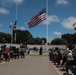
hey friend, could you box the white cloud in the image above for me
[53,31,62,36]
[0,8,10,14]
[61,17,76,29]
[20,26,25,30]
[0,23,2,28]
[0,0,24,6]
[43,15,59,25]
[13,0,24,4]
[56,0,68,5]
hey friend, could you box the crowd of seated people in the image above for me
[0,45,25,63]
[49,48,76,75]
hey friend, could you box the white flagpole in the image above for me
[16,3,18,20]
[11,28,13,44]
[14,3,18,44]
[46,0,49,50]
[10,22,13,44]
[11,3,18,44]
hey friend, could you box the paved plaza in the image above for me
[0,55,59,75]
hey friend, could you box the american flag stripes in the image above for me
[27,7,46,28]
[73,22,76,30]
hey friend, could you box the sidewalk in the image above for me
[25,51,73,75]
[0,56,59,75]
[0,51,73,75]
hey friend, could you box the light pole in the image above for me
[10,22,16,44]
[10,3,18,44]
[10,22,14,44]
[14,32,16,43]
[3,37,4,44]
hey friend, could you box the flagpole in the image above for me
[46,0,48,50]
[11,26,13,44]
[10,22,13,46]
[16,3,18,20]
[10,3,18,44]
[13,3,18,44]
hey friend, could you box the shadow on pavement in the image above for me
[63,73,72,75]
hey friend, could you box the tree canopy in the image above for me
[0,32,11,43]
[0,30,46,45]
[1,30,76,50]
[50,38,67,45]
[61,33,76,49]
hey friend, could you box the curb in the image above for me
[50,61,63,75]
[50,61,73,75]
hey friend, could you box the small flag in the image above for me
[27,7,46,28]
[10,22,13,28]
[14,20,17,28]
[73,22,76,30]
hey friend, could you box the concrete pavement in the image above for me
[0,55,59,75]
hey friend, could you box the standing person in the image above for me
[3,49,8,61]
[10,50,14,59]
[39,46,43,55]
[20,48,25,58]
[0,49,2,62]
[57,50,62,67]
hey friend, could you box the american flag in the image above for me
[73,22,76,30]
[27,7,46,28]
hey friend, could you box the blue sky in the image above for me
[0,0,76,42]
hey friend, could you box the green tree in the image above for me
[0,32,11,43]
[0,31,46,45]
[61,33,74,49]
[13,30,33,44]
[33,37,42,45]
[50,38,67,45]
[42,38,47,44]
[33,37,46,45]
